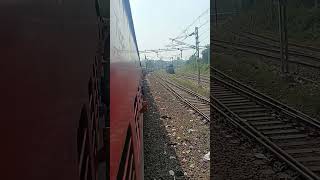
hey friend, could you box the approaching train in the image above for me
[110,0,145,179]
[166,64,175,74]
[0,0,144,179]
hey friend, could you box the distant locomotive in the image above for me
[166,64,175,74]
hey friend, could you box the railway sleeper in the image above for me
[245,116,275,121]
[286,148,320,155]
[296,156,320,163]
[188,99,205,104]
[221,99,251,104]
[212,91,235,95]
[278,140,320,149]
[261,128,300,135]
[223,102,257,107]
[217,97,247,101]
[213,94,242,98]
[269,133,308,140]
[255,124,293,130]
[239,113,271,118]
[229,105,265,110]
[196,103,210,107]
[250,120,283,126]
[197,108,210,112]
[232,108,268,114]
[305,165,320,172]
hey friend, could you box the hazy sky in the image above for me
[130,0,210,61]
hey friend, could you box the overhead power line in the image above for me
[172,8,209,40]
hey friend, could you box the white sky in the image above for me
[130,0,210,61]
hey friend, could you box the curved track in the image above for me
[211,67,320,179]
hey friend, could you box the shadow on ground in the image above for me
[143,77,188,180]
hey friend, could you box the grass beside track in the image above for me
[170,76,209,97]
[157,70,209,97]
[212,53,320,119]
[176,63,210,76]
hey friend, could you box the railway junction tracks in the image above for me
[211,67,320,179]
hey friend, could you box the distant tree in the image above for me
[186,54,196,64]
[201,47,210,64]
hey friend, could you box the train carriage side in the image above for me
[110,0,144,179]
[0,0,107,180]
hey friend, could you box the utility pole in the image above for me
[195,27,200,86]
[171,57,173,67]
[145,55,147,72]
[215,0,218,27]
[214,0,218,28]
[278,0,289,74]
[207,45,210,64]
[283,0,288,73]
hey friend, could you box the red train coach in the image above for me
[0,0,108,179]
[110,0,145,179]
[0,0,144,179]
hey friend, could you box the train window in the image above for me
[97,0,109,18]
[117,126,136,179]
[133,95,137,112]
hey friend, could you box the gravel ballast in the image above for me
[143,73,210,179]
[143,72,296,179]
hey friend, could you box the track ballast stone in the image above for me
[143,73,210,179]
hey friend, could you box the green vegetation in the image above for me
[176,47,210,75]
[155,71,209,97]
[212,0,320,119]
[169,75,209,97]
[176,62,209,75]
[213,53,320,118]
[216,0,320,44]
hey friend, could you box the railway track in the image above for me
[156,74,210,122]
[213,27,320,71]
[213,39,320,69]
[211,67,320,179]
[241,31,320,53]
[174,73,210,85]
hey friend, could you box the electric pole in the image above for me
[171,57,173,67]
[145,55,147,72]
[195,27,200,86]
[278,0,289,74]
[207,45,210,64]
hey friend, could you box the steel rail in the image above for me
[174,70,320,178]
[213,38,320,63]
[212,67,320,129]
[211,96,319,180]
[243,31,320,53]
[211,67,320,179]
[213,42,320,69]
[155,74,210,121]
